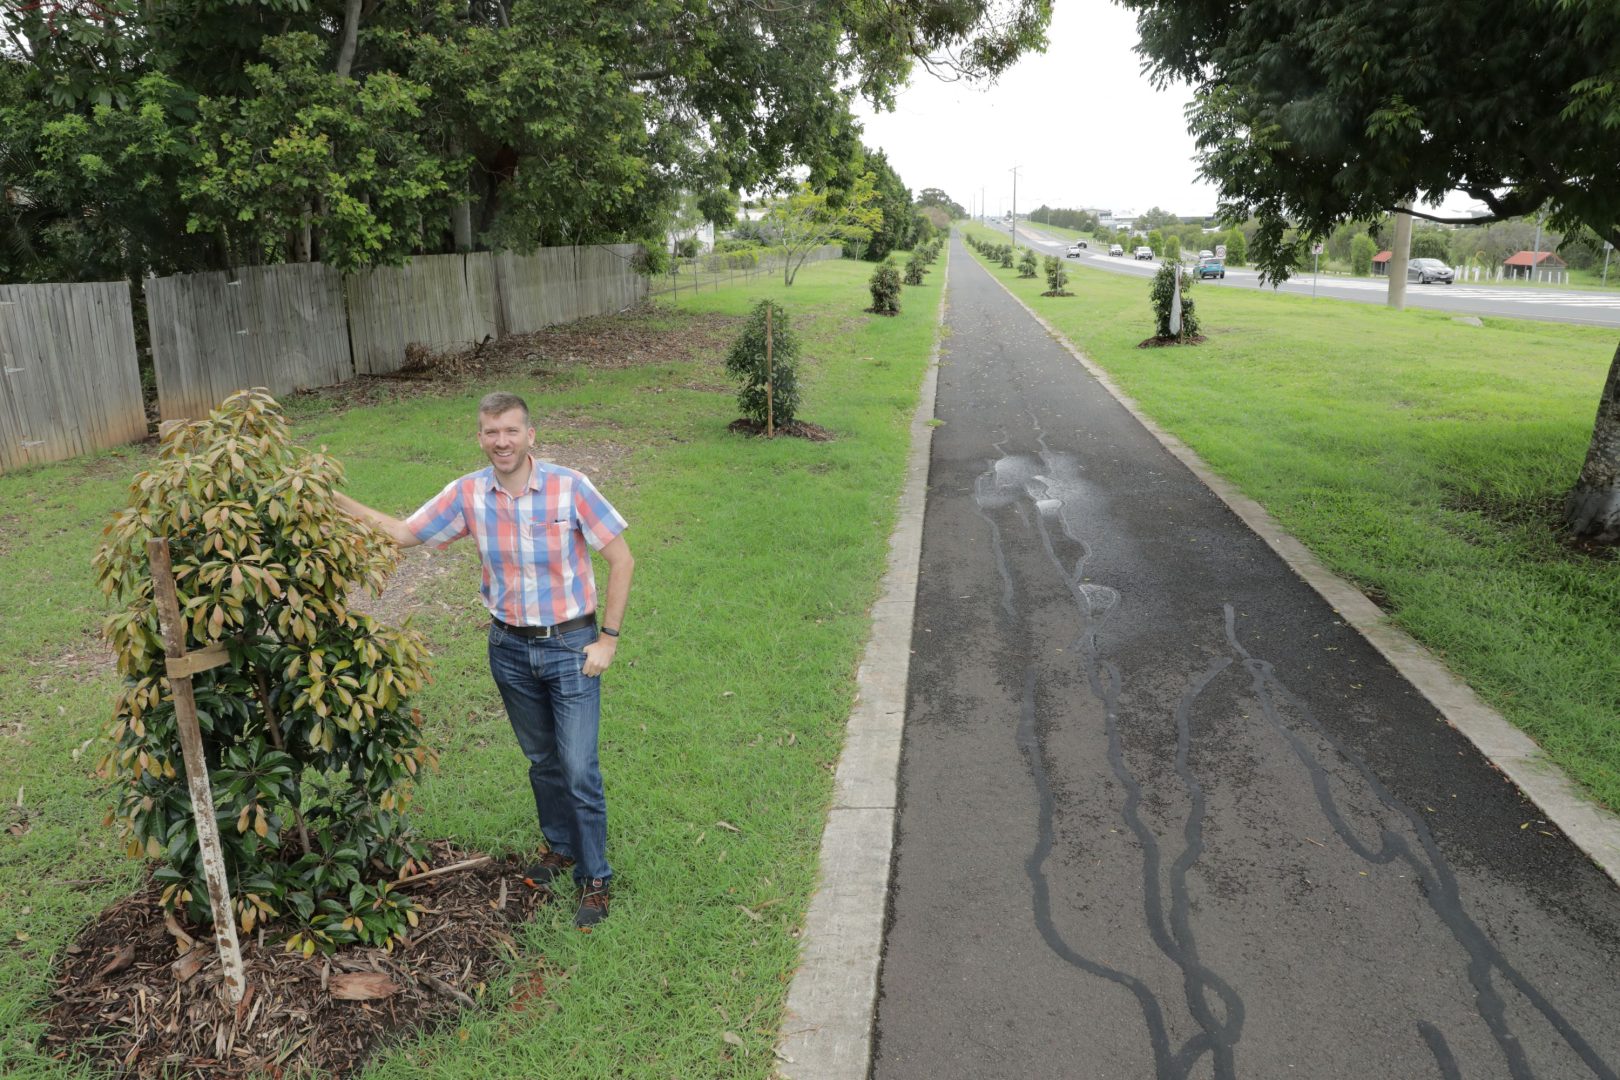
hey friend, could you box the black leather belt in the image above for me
[492,613,596,639]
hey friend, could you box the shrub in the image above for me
[93,390,436,954]
[1149,261,1199,340]
[631,242,669,276]
[998,245,1014,268]
[725,299,802,426]
[904,252,926,285]
[674,236,700,259]
[1165,235,1182,261]
[1043,255,1071,295]
[869,259,902,315]
[1351,234,1376,276]
[1224,229,1247,266]
[1018,248,1038,277]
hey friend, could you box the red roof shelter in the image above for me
[1372,250,1393,276]
[1503,250,1567,281]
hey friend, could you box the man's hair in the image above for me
[477,392,530,427]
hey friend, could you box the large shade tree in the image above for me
[1,0,1052,281]
[1121,0,1620,540]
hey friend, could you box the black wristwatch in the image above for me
[600,626,620,638]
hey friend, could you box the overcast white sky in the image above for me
[851,0,1219,219]
[850,0,1488,222]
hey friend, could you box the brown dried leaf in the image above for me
[329,972,401,1001]
[171,950,206,984]
[91,943,135,983]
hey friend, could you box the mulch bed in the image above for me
[1136,333,1209,348]
[296,305,743,413]
[42,842,544,1079]
[726,418,835,441]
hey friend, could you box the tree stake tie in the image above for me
[147,537,246,1005]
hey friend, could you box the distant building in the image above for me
[1372,250,1392,276]
[1503,250,1568,282]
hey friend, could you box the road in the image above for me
[871,232,1620,1080]
[985,220,1620,330]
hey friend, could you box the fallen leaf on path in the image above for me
[91,944,134,982]
[723,1031,744,1047]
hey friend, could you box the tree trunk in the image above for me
[335,0,362,78]
[1386,204,1411,310]
[449,137,473,252]
[1564,340,1620,541]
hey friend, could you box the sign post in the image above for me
[146,537,246,1005]
[1311,242,1324,297]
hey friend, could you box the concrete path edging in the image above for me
[773,258,949,1079]
[981,263,1620,889]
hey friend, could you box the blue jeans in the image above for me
[487,622,610,884]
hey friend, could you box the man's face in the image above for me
[477,408,535,476]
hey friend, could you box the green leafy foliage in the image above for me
[1149,261,1198,340]
[92,391,437,954]
[1165,235,1182,261]
[869,259,902,315]
[998,245,1014,268]
[1223,229,1247,266]
[768,174,882,284]
[1017,247,1037,277]
[1,0,1050,282]
[724,299,802,426]
[1042,255,1071,296]
[905,251,927,285]
[916,187,966,218]
[1351,234,1376,276]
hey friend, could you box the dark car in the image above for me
[1407,258,1454,284]
[1194,258,1225,279]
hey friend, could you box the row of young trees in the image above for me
[1,0,1049,284]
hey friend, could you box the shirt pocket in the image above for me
[527,517,573,545]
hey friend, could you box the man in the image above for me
[336,391,634,931]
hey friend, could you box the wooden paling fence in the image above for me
[0,281,146,472]
[147,263,351,423]
[0,241,791,473]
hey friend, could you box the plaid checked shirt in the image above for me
[406,459,628,627]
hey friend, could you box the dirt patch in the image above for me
[297,305,743,414]
[43,841,546,1079]
[1136,334,1209,348]
[726,419,836,442]
[1446,490,1616,563]
[524,308,741,371]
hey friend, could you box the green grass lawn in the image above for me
[960,226,1620,811]
[0,253,945,1078]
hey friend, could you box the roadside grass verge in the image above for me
[0,252,944,1078]
[958,229,1620,811]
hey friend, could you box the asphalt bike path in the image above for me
[871,233,1620,1079]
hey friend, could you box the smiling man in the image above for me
[336,391,634,931]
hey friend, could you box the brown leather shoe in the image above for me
[523,851,575,894]
[575,878,610,932]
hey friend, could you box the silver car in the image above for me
[1407,258,1454,284]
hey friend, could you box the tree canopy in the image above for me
[916,188,967,219]
[1120,0,1618,281]
[2,0,1052,281]
[1121,0,1620,538]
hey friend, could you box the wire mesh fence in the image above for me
[647,245,843,298]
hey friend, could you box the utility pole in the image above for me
[1387,202,1413,310]
[981,186,986,227]
[1531,208,1545,284]
[1009,166,1021,252]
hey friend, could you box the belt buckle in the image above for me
[536,623,554,639]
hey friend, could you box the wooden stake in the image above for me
[146,538,246,1005]
[391,855,493,888]
[765,303,775,438]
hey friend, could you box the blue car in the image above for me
[1194,258,1225,279]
